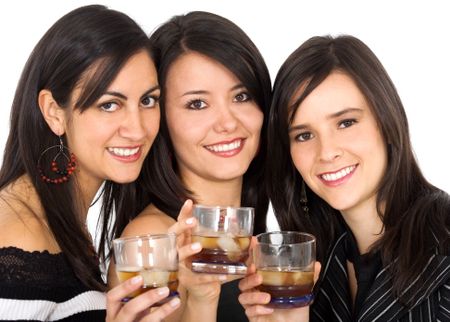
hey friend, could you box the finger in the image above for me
[239,272,262,291]
[140,297,181,322]
[314,261,321,284]
[249,235,258,250]
[245,263,256,276]
[238,290,271,306]
[178,242,202,261]
[114,287,171,321]
[168,200,196,236]
[172,199,194,232]
[106,275,143,318]
[245,305,274,317]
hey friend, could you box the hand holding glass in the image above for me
[254,231,316,308]
[113,233,179,305]
[190,205,254,274]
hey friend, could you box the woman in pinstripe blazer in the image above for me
[238,35,450,321]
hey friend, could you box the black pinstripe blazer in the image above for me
[311,232,450,322]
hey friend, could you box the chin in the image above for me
[109,173,140,184]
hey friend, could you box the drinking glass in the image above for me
[254,231,316,308]
[113,233,178,305]
[190,205,254,274]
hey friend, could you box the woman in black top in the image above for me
[239,35,450,321]
[110,11,272,322]
[0,5,183,321]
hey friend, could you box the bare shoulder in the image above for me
[0,179,59,253]
[120,204,177,237]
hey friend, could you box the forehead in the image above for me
[166,52,239,87]
[290,71,369,119]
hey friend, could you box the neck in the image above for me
[74,171,103,219]
[340,197,384,254]
[180,172,243,207]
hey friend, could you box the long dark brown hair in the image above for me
[0,5,154,290]
[268,35,450,303]
[120,11,272,236]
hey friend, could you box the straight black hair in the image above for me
[124,11,271,235]
[0,5,153,290]
[268,35,450,304]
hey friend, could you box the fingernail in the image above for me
[191,242,201,251]
[185,217,194,225]
[130,275,142,284]
[169,297,181,307]
[157,287,169,296]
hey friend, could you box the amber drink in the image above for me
[113,234,179,305]
[254,232,315,308]
[191,205,254,274]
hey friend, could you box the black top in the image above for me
[217,279,248,322]
[0,246,106,321]
[311,231,450,321]
[343,227,382,317]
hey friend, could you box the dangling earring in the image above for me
[300,180,309,216]
[37,135,76,184]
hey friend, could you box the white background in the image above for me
[1,1,449,233]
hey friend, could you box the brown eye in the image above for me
[295,132,314,142]
[338,119,357,128]
[141,95,158,108]
[99,101,119,112]
[234,92,251,102]
[187,99,207,110]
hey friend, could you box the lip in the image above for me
[317,164,358,187]
[203,138,245,158]
[106,145,143,163]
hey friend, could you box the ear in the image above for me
[38,89,66,136]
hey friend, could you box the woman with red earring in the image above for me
[0,5,194,321]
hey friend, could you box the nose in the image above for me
[118,108,146,141]
[213,103,238,133]
[318,135,343,162]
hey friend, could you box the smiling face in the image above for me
[64,50,160,190]
[289,71,387,216]
[164,52,263,185]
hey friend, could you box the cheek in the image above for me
[246,107,264,131]
[143,110,161,138]
[290,144,309,176]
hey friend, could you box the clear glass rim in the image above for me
[113,232,176,245]
[256,231,316,245]
[193,204,255,211]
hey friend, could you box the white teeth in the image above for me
[321,165,355,182]
[205,140,241,153]
[107,147,139,156]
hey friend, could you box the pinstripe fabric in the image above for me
[311,232,450,322]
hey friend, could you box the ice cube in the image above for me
[217,235,240,252]
[238,237,250,250]
[140,270,170,287]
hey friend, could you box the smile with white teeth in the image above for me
[320,165,356,182]
[107,147,140,157]
[205,139,242,152]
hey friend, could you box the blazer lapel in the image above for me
[357,254,450,322]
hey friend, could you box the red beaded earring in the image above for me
[37,136,77,184]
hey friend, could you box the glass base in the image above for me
[191,261,247,275]
[267,293,314,309]
[122,291,179,306]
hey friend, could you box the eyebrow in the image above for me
[327,107,363,119]
[180,83,246,97]
[104,84,160,100]
[288,107,363,132]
